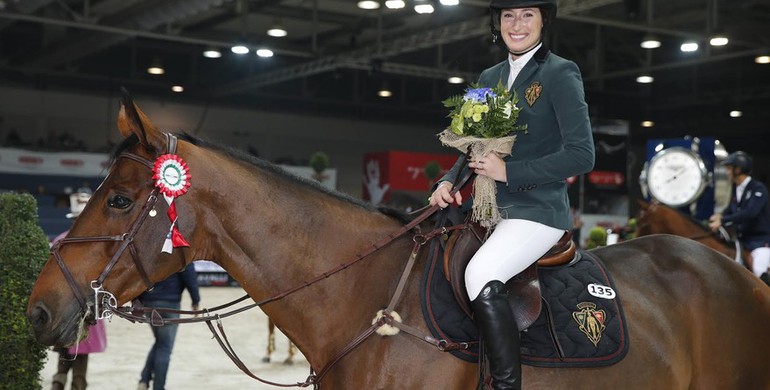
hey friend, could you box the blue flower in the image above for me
[463,87,495,103]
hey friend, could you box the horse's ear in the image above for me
[637,199,650,210]
[117,87,166,153]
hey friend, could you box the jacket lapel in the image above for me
[512,45,550,91]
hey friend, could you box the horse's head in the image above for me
[27,91,193,347]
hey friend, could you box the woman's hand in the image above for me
[468,153,507,182]
[429,181,462,208]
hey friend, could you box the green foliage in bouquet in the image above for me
[442,81,527,138]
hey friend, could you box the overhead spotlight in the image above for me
[378,82,393,98]
[755,55,770,64]
[385,0,405,8]
[256,48,274,58]
[729,110,743,118]
[267,21,287,37]
[680,41,699,52]
[357,1,380,9]
[640,35,661,49]
[231,44,249,55]
[171,85,184,93]
[202,47,222,58]
[709,34,728,47]
[641,120,655,128]
[636,75,654,84]
[414,0,434,14]
[146,57,165,75]
[440,0,459,5]
[447,76,465,84]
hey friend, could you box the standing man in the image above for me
[136,266,200,390]
[709,151,770,277]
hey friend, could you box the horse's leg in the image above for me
[262,319,276,363]
[283,341,296,365]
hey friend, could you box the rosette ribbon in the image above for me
[152,154,191,254]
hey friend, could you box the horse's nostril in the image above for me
[30,304,50,331]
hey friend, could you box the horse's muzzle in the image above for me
[27,302,58,346]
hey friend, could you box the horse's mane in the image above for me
[659,204,709,231]
[109,133,414,224]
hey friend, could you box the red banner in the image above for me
[362,151,461,202]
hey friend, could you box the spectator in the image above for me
[50,188,107,390]
[136,265,200,390]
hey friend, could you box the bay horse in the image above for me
[27,95,770,389]
[636,200,752,269]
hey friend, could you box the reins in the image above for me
[54,133,476,388]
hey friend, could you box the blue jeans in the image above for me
[140,300,180,390]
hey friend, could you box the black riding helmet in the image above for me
[722,151,753,174]
[489,0,558,52]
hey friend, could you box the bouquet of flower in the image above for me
[438,82,527,227]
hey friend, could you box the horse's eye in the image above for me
[107,195,132,209]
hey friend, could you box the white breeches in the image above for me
[464,219,564,301]
[751,247,770,277]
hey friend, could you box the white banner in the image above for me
[0,147,109,177]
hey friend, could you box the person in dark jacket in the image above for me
[709,151,770,277]
[429,1,594,388]
[136,266,200,390]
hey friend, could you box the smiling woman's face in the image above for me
[499,7,543,58]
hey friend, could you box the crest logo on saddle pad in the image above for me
[572,302,607,347]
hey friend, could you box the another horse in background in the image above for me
[26,94,770,389]
[636,200,752,269]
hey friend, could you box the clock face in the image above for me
[646,147,707,207]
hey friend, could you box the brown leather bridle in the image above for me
[51,134,181,324]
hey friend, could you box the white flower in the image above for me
[503,102,513,119]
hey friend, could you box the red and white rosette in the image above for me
[152,154,191,253]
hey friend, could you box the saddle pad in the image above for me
[518,250,629,367]
[420,244,629,368]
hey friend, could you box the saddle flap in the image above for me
[443,222,543,330]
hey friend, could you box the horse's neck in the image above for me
[193,155,410,365]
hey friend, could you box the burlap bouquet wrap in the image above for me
[439,129,517,227]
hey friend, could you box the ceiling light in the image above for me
[378,82,392,97]
[256,48,274,58]
[729,110,743,118]
[755,55,770,64]
[440,0,459,5]
[146,57,164,75]
[641,120,654,128]
[267,20,287,37]
[202,47,222,58]
[231,44,249,54]
[447,76,465,84]
[709,34,728,47]
[636,75,654,84]
[385,0,405,8]
[171,85,184,93]
[414,1,434,14]
[680,41,699,52]
[640,35,661,49]
[357,1,380,9]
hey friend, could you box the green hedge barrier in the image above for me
[0,193,50,390]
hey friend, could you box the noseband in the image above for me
[51,134,178,323]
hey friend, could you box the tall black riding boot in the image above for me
[471,280,521,390]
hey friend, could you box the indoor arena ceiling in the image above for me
[1,0,769,146]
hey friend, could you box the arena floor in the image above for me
[39,286,311,389]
